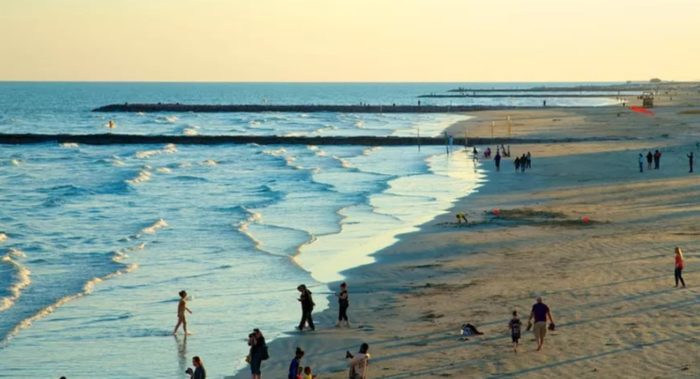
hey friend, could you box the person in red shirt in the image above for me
[675,247,686,288]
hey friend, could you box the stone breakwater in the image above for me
[92,103,523,113]
[0,133,636,146]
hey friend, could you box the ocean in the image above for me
[0,82,619,377]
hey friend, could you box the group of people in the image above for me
[474,146,531,173]
[508,297,556,354]
[638,149,695,173]
[171,281,359,379]
[287,343,370,379]
[168,245,686,378]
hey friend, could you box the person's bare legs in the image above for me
[183,319,191,335]
[173,318,182,335]
[537,335,544,351]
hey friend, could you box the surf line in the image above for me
[0,219,167,347]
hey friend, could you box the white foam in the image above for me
[135,150,161,159]
[60,143,79,148]
[1,261,138,345]
[141,218,168,235]
[126,168,152,185]
[202,160,218,166]
[135,144,177,159]
[156,167,172,174]
[183,128,199,136]
[10,159,21,166]
[0,233,7,243]
[0,251,32,313]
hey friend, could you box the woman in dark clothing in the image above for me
[336,282,350,327]
[249,329,267,379]
[186,356,206,379]
[296,284,315,331]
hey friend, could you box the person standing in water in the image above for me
[336,282,350,327]
[186,356,206,379]
[674,247,686,288]
[297,285,315,331]
[638,153,644,173]
[494,150,501,172]
[173,290,192,335]
[646,151,653,170]
[654,150,662,169]
[688,152,694,173]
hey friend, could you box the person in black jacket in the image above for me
[248,329,267,379]
[296,284,315,331]
[186,356,206,379]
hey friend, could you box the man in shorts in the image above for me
[528,296,554,351]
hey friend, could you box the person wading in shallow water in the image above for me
[297,284,315,331]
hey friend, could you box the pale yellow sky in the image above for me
[1,0,698,81]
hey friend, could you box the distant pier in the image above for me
[93,103,522,113]
[0,133,635,146]
[447,85,649,93]
[418,93,630,98]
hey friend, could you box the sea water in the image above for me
[0,82,619,377]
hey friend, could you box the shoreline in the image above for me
[233,85,700,378]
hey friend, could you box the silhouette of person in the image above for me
[494,151,501,171]
[646,151,653,170]
[688,152,694,173]
[639,153,644,173]
[654,150,661,169]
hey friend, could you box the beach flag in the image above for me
[629,106,655,116]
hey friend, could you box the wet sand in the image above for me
[233,84,700,378]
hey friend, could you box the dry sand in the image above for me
[233,84,700,379]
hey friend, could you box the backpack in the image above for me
[261,344,270,360]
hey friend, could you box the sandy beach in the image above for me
[237,84,700,379]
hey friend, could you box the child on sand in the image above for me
[508,310,522,353]
[303,366,317,379]
[173,290,192,335]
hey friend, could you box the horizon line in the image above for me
[1,79,694,84]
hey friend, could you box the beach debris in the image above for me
[492,208,501,216]
[582,216,591,224]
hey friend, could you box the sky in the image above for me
[1,0,699,82]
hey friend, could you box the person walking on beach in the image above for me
[646,151,653,170]
[520,153,527,172]
[336,282,350,327]
[638,153,644,173]
[654,150,662,169]
[297,284,315,331]
[688,152,694,173]
[494,150,501,172]
[186,356,206,379]
[509,310,522,353]
[288,347,304,379]
[514,156,521,172]
[674,247,686,288]
[248,329,267,379]
[347,343,370,379]
[526,152,531,168]
[173,290,192,335]
[528,297,555,351]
